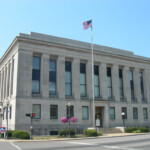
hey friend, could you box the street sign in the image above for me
[0,127,6,133]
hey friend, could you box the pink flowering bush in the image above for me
[70,117,78,122]
[61,117,68,123]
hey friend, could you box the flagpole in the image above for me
[91,20,95,128]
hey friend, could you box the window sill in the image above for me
[32,93,42,97]
[65,94,74,99]
[50,118,58,120]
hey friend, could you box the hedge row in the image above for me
[0,130,30,139]
[58,129,75,137]
[126,127,149,133]
[84,129,98,137]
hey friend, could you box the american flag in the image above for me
[83,20,92,30]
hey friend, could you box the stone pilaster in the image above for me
[41,54,49,98]
[99,63,107,100]
[123,66,131,102]
[57,55,65,99]
[72,58,80,100]
[112,65,120,101]
[133,68,141,102]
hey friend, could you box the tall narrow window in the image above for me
[1,70,4,100]
[94,65,100,98]
[107,67,112,99]
[4,67,7,99]
[133,108,138,119]
[7,63,11,97]
[0,72,1,100]
[32,104,41,119]
[122,107,127,119]
[110,107,115,120]
[66,105,74,118]
[140,72,144,100]
[82,106,89,120]
[80,63,86,97]
[50,105,58,119]
[49,59,56,95]
[9,107,12,119]
[11,59,14,95]
[129,70,134,100]
[32,56,40,94]
[119,69,124,99]
[143,108,148,120]
[65,61,72,96]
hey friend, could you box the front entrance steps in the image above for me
[98,128,123,134]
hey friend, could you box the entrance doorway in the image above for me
[95,107,104,128]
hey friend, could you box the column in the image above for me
[86,60,93,99]
[103,105,109,128]
[72,58,80,100]
[99,63,107,100]
[143,70,150,102]
[41,54,49,98]
[0,71,2,101]
[133,68,141,102]
[112,65,120,101]
[123,66,131,102]
[57,55,65,99]
[9,58,13,98]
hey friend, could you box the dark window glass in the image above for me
[80,63,86,73]
[140,72,144,100]
[110,107,115,119]
[94,65,100,98]
[50,105,58,119]
[32,56,40,94]
[94,65,99,75]
[133,108,138,119]
[129,70,134,100]
[143,108,148,119]
[66,105,74,118]
[122,107,127,119]
[49,59,56,95]
[80,63,86,97]
[82,106,89,120]
[119,69,124,99]
[32,104,41,119]
[107,67,112,99]
[65,61,71,71]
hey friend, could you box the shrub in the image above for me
[58,129,75,137]
[98,131,102,136]
[12,130,30,139]
[126,127,149,133]
[84,129,98,137]
[132,130,141,133]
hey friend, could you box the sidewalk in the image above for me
[0,133,149,142]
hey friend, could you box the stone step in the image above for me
[99,128,123,134]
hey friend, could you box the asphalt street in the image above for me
[0,134,150,150]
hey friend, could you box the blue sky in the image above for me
[0,0,150,58]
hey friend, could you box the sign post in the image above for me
[0,127,6,138]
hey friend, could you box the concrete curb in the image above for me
[0,133,149,142]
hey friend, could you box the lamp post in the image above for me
[122,112,125,128]
[67,102,71,138]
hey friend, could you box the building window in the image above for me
[80,63,86,97]
[49,59,57,95]
[1,70,4,100]
[50,105,58,119]
[119,69,124,99]
[4,66,7,99]
[129,70,135,100]
[107,67,112,99]
[140,72,144,100]
[143,108,148,120]
[3,108,5,120]
[32,104,41,119]
[133,108,138,119]
[122,107,127,119]
[9,107,12,119]
[65,61,72,96]
[110,107,115,120]
[32,56,40,94]
[66,105,74,118]
[82,106,89,120]
[7,63,11,97]
[94,65,100,98]
[11,59,14,95]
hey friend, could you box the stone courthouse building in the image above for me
[0,32,150,135]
